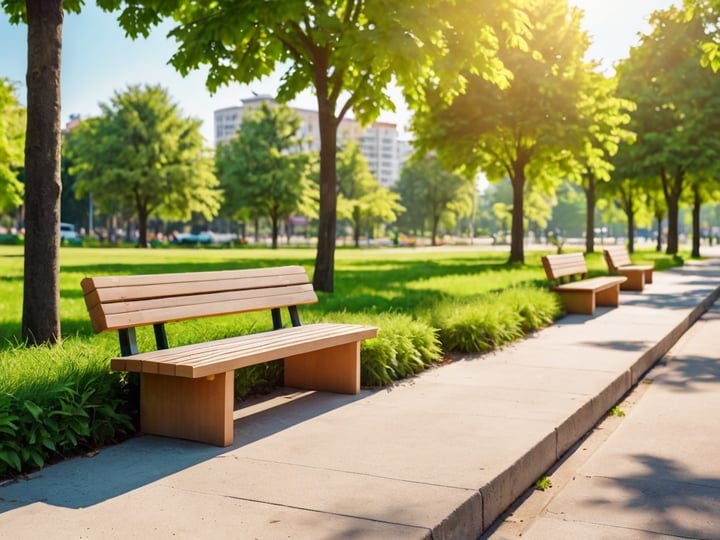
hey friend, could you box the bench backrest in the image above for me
[81,265,317,334]
[603,245,632,272]
[541,253,588,282]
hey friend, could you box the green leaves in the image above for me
[0,78,25,213]
[215,103,312,248]
[0,374,133,476]
[64,84,221,246]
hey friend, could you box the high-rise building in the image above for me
[214,96,406,187]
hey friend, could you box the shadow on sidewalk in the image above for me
[0,389,371,512]
[588,454,720,537]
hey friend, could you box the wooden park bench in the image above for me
[541,253,627,315]
[603,245,654,291]
[81,266,377,447]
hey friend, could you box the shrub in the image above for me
[0,343,134,477]
[234,361,283,399]
[501,287,563,332]
[433,287,561,353]
[0,234,22,245]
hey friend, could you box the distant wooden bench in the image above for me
[81,266,377,447]
[603,245,654,291]
[541,253,627,315]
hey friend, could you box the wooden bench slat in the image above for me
[553,276,627,292]
[96,290,318,332]
[82,267,310,310]
[88,284,317,332]
[109,323,377,379]
[94,284,315,316]
[83,265,307,290]
[85,273,311,306]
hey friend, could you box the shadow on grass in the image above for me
[62,255,548,322]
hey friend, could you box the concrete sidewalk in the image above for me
[1,257,719,539]
[488,292,720,539]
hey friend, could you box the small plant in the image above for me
[609,406,626,417]
[535,475,552,491]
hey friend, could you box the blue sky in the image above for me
[0,1,675,143]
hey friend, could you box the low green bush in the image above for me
[0,234,22,245]
[234,360,283,398]
[0,343,133,476]
[433,287,562,353]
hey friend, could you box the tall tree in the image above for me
[65,85,221,247]
[3,0,176,344]
[687,174,720,257]
[616,6,720,255]
[395,155,473,246]
[412,0,589,263]
[108,0,525,290]
[336,142,403,247]
[215,103,311,249]
[0,78,25,213]
[3,0,69,344]
[571,70,635,254]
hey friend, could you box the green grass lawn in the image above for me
[0,243,685,476]
[0,244,682,347]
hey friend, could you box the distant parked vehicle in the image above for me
[60,223,77,240]
[171,231,237,246]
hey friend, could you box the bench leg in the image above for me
[558,291,596,314]
[284,341,360,394]
[140,371,234,447]
[645,269,653,284]
[595,284,620,307]
[620,270,645,291]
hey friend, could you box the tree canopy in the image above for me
[215,103,312,249]
[0,78,25,213]
[65,84,221,247]
[615,6,720,254]
[412,0,589,263]
[395,155,473,246]
[336,142,403,247]
[569,70,635,253]
[101,0,527,290]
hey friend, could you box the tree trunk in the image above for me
[271,212,279,249]
[661,167,683,256]
[508,162,526,264]
[692,185,701,258]
[627,203,635,254]
[666,194,679,255]
[656,216,663,252]
[353,207,361,248]
[584,174,596,254]
[22,0,63,345]
[431,215,439,246]
[313,97,338,292]
[137,205,149,248]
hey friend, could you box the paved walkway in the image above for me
[488,284,720,539]
[1,254,719,539]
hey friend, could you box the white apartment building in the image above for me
[214,95,408,187]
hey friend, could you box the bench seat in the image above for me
[542,253,627,315]
[111,322,376,384]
